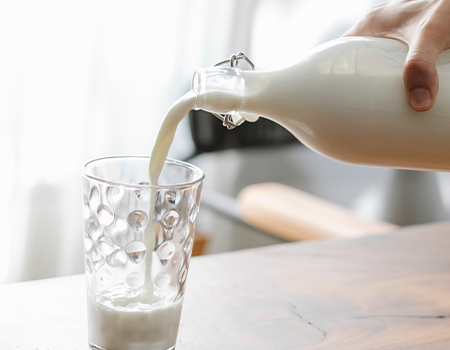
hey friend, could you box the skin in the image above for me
[343,0,450,112]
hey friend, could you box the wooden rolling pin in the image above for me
[238,183,398,241]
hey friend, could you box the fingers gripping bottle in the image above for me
[191,37,450,171]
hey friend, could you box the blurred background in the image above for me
[2,0,450,284]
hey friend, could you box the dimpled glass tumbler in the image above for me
[81,156,204,350]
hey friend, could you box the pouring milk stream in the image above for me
[87,93,196,350]
[88,36,450,350]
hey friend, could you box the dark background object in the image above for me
[188,109,298,155]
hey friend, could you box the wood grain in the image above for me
[1,222,449,349]
[238,183,398,240]
[176,222,450,349]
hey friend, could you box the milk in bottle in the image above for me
[192,37,450,171]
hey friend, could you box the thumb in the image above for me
[404,36,444,112]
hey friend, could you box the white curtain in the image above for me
[0,0,377,283]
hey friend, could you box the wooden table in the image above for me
[1,222,449,349]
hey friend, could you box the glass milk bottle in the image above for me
[191,37,450,171]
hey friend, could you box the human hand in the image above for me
[343,0,450,112]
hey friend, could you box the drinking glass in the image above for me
[81,156,204,350]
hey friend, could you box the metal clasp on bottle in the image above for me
[213,52,255,130]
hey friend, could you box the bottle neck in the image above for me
[191,67,244,113]
[192,66,266,124]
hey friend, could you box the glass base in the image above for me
[89,342,175,350]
